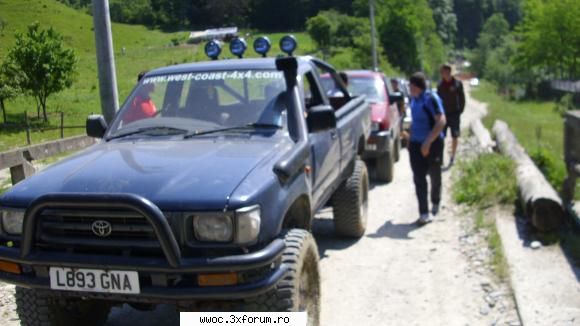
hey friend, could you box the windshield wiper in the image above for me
[107,126,189,141]
[183,123,281,139]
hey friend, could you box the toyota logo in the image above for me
[91,220,112,237]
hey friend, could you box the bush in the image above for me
[554,94,577,116]
[454,153,517,208]
[170,38,180,46]
[530,147,567,193]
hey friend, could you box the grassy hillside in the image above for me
[0,0,315,151]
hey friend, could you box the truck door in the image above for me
[301,71,340,206]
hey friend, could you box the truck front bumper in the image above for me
[0,193,287,303]
[363,130,391,159]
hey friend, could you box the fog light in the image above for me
[198,272,238,287]
[230,37,247,58]
[0,260,21,274]
[253,36,271,57]
[205,40,222,60]
[280,35,297,56]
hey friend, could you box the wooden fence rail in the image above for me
[0,135,97,186]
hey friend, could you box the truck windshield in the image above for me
[348,77,386,103]
[108,69,288,138]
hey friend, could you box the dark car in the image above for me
[0,42,370,325]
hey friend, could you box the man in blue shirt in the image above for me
[409,72,447,225]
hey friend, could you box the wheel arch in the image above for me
[281,194,313,231]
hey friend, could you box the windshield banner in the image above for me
[143,71,284,84]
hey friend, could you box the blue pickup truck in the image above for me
[0,37,370,325]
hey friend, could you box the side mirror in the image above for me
[86,115,108,138]
[307,105,336,133]
[389,92,404,103]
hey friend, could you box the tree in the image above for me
[0,65,18,124]
[484,36,519,93]
[306,14,335,58]
[515,0,580,80]
[4,23,76,122]
[375,0,445,77]
[379,13,420,74]
[471,13,510,76]
[453,0,522,48]
[429,0,457,46]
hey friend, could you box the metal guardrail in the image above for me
[0,135,97,186]
[551,80,580,93]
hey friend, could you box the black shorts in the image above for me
[444,113,461,138]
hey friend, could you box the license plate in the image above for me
[366,144,377,151]
[49,267,140,294]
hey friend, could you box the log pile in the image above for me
[493,120,564,231]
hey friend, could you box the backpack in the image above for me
[422,92,441,129]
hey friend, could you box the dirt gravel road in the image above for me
[0,86,521,325]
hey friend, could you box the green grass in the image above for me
[0,0,315,151]
[471,81,579,199]
[487,217,509,280]
[456,161,511,280]
[0,179,10,195]
[453,153,518,208]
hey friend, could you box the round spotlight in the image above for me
[280,35,297,56]
[230,38,247,58]
[205,40,222,60]
[253,36,271,57]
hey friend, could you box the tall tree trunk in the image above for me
[41,96,48,122]
[0,98,6,124]
[36,97,40,119]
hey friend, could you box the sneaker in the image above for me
[416,214,433,226]
[431,204,440,216]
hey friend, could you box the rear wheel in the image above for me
[332,159,369,237]
[375,144,394,183]
[244,229,320,326]
[15,287,110,326]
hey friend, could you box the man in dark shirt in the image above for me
[437,64,465,166]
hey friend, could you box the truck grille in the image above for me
[36,209,161,251]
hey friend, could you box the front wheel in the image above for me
[393,135,401,162]
[244,229,320,325]
[15,287,110,326]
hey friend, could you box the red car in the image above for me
[321,70,401,182]
[345,71,402,182]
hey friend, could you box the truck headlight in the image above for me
[193,213,233,242]
[1,209,25,235]
[235,205,261,245]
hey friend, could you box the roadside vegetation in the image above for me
[454,153,517,208]
[454,153,517,279]
[472,82,579,200]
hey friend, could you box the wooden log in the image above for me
[470,119,495,152]
[493,120,564,231]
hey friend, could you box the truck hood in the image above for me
[1,138,283,210]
